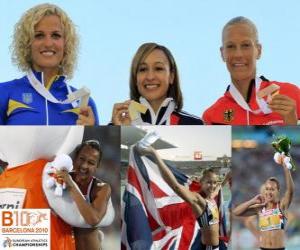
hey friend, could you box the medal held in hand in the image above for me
[272,135,296,171]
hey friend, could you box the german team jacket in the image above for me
[202,77,300,125]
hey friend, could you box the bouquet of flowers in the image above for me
[272,135,296,171]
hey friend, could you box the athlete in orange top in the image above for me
[202,16,300,125]
[0,159,75,250]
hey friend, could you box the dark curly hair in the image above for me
[73,140,102,167]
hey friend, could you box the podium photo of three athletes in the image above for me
[0,1,300,250]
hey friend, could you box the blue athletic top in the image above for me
[0,71,99,125]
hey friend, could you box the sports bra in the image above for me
[197,199,219,228]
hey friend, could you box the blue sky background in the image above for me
[1,0,300,124]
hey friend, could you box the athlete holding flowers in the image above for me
[233,146,295,250]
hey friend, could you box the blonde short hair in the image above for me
[11,3,79,79]
[222,16,259,44]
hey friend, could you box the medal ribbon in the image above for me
[229,77,272,114]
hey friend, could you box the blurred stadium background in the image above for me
[232,126,300,249]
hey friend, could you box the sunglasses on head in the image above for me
[82,140,101,150]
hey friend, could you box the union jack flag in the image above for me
[121,146,202,250]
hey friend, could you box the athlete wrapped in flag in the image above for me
[121,132,229,250]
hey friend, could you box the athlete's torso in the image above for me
[203,78,300,125]
[71,175,104,250]
[259,204,286,231]
[258,203,286,249]
[0,72,99,125]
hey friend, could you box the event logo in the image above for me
[0,209,50,250]
[2,211,48,227]
[194,151,202,160]
[2,237,12,248]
